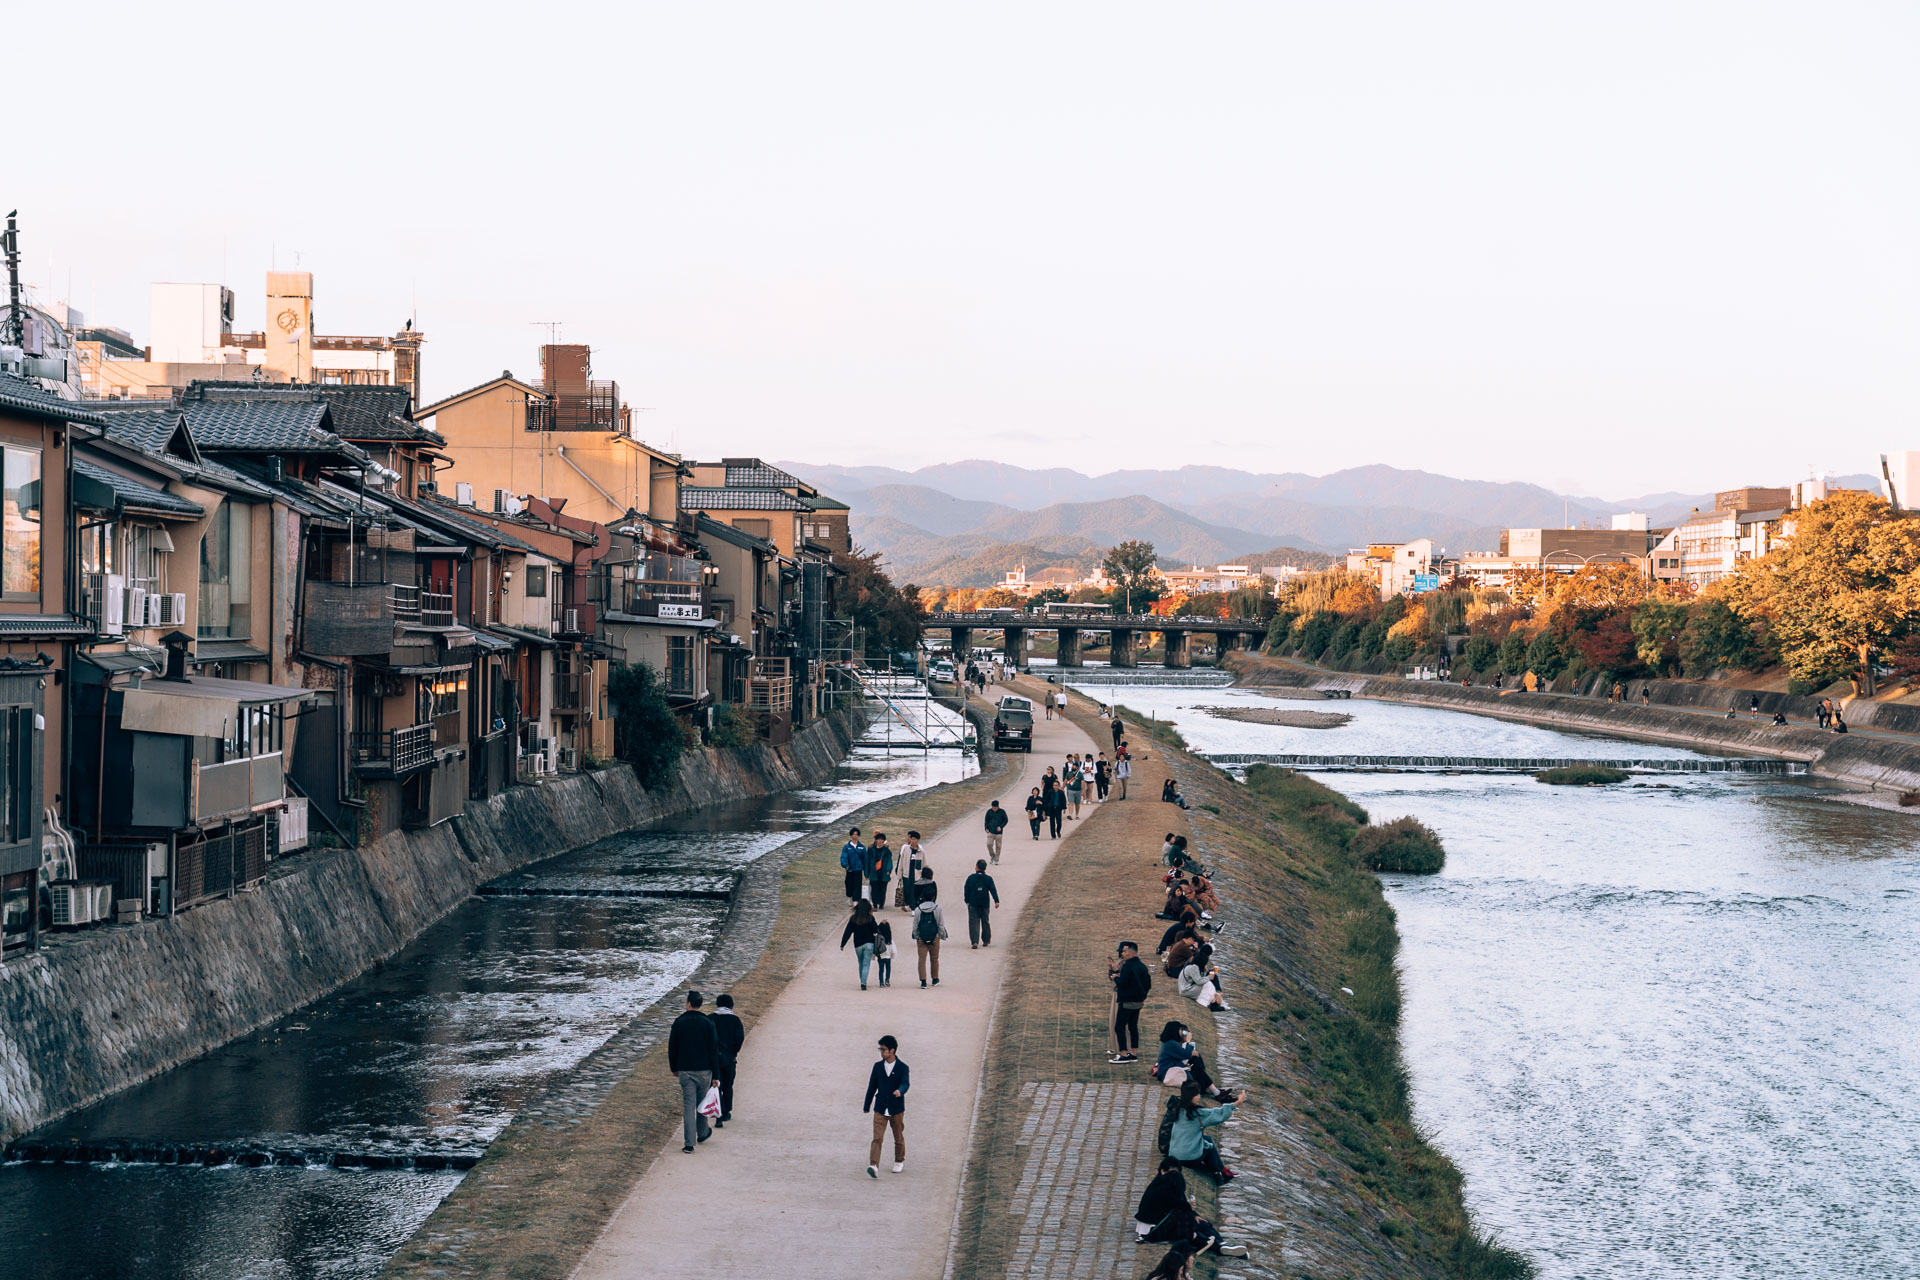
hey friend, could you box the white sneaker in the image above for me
[867,1164,878,1178]
[892,1162,905,1173]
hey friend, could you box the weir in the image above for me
[1202,753,1808,774]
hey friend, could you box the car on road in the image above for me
[992,704,1034,752]
[929,658,956,685]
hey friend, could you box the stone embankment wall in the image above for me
[1228,655,1920,795]
[0,706,869,1142]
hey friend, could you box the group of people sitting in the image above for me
[1130,828,1253,1270]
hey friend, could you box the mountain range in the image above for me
[781,461,1880,588]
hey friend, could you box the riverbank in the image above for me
[944,680,1525,1279]
[1226,653,1920,801]
[380,699,1012,1280]
[0,705,871,1143]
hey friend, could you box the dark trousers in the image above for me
[1028,815,1042,838]
[844,870,864,901]
[967,901,992,945]
[1114,1004,1141,1052]
[716,1055,736,1121]
[1047,809,1063,837]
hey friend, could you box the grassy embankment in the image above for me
[1112,702,1188,751]
[1235,763,1531,1278]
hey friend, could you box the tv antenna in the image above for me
[530,320,566,345]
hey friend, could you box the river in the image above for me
[0,721,973,1280]
[1072,679,1920,1279]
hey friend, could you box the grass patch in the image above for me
[1536,764,1630,786]
[1238,766,1533,1278]
[1112,703,1187,750]
[1351,816,1447,874]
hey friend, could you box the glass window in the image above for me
[525,567,547,597]
[198,502,253,638]
[666,635,694,696]
[3,446,43,599]
[0,706,35,844]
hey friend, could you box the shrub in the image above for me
[1113,704,1185,750]
[1243,764,1370,824]
[1298,610,1339,660]
[1350,816,1446,874]
[609,661,684,790]
[1523,631,1567,679]
[709,703,758,750]
[1461,635,1497,672]
[1498,629,1528,674]
[1537,764,1629,786]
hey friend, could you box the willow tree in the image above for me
[1727,491,1920,695]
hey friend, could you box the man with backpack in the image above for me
[910,868,949,987]
[983,800,1009,865]
[963,859,1000,949]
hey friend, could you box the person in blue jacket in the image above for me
[863,1034,910,1177]
[1168,1081,1242,1184]
[840,827,869,902]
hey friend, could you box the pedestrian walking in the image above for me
[1055,690,1068,719]
[1065,762,1083,819]
[900,830,928,910]
[1044,694,1054,720]
[874,917,895,987]
[867,832,894,906]
[840,828,868,903]
[1111,715,1124,751]
[1080,754,1096,803]
[1114,749,1131,800]
[963,859,1000,948]
[1110,940,1152,1063]
[1045,778,1066,837]
[1025,787,1045,839]
[1094,753,1110,800]
[984,800,1008,864]
[911,870,948,987]
[712,993,745,1126]
[840,898,883,990]
[863,1035,910,1177]
[668,991,720,1153]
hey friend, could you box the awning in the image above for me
[120,674,315,737]
[0,614,93,637]
[487,625,557,651]
[604,613,720,632]
[81,647,165,675]
[470,630,514,653]
[192,640,270,665]
[355,657,470,676]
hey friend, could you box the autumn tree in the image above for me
[1727,492,1920,694]
[836,547,927,656]
[1102,539,1162,612]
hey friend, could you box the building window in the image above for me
[3,445,43,600]
[666,635,695,696]
[198,501,253,638]
[525,567,547,597]
[0,706,34,844]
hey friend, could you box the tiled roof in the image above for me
[89,404,183,453]
[694,512,779,554]
[808,495,849,510]
[310,385,440,443]
[410,495,546,555]
[721,461,806,489]
[0,373,107,427]
[681,486,812,511]
[180,392,345,453]
[73,457,205,518]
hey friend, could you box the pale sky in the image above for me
[11,2,1918,498]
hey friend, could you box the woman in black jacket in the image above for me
[1025,787,1045,840]
[1134,1156,1240,1256]
[839,899,881,990]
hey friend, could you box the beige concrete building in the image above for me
[1345,539,1437,597]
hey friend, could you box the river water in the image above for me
[1072,680,1920,1280]
[0,723,973,1280]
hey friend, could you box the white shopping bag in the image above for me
[699,1085,722,1118]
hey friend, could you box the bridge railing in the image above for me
[928,611,1264,629]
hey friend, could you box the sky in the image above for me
[9,2,1918,500]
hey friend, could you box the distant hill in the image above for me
[888,538,1107,589]
[1226,546,1340,572]
[843,483,1020,536]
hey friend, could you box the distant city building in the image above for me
[1882,452,1920,510]
[1345,539,1437,597]
[1160,563,1258,594]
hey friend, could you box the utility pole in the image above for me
[2,212,23,347]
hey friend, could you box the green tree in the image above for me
[1497,629,1529,674]
[1265,608,1298,652]
[1103,539,1163,612]
[609,661,683,790]
[1679,597,1768,677]
[1524,630,1568,679]
[1298,610,1339,660]
[1631,599,1691,675]
[1461,634,1497,672]
[1727,492,1920,694]
[1327,619,1363,662]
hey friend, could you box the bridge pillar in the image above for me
[1057,627,1082,667]
[1109,628,1136,667]
[1215,631,1238,656]
[1164,630,1192,669]
[951,626,972,658]
[1003,627,1026,670]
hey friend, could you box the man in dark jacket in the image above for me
[668,990,720,1152]
[863,1034,911,1177]
[1110,942,1153,1063]
[867,833,894,906]
[1044,779,1067,838]
[963,859,1001,948]
[983,801,1009,865]
[712,993,746,1126]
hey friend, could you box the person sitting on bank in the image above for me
[1168,1081,1242,1185]
[1178,944,1229,1012]
[1151,1020,1218,1095]
[1157,910,1199,958]
[1163,931,1199,979]
[1134,1156,1246,1257]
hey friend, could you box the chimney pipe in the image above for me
[160,630,193,681]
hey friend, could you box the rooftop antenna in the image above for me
[530,320,565,346]
[2,211,23,347]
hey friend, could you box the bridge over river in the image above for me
[925,610,1267,668]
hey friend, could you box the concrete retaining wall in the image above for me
[1227,658,1920,796]
[0,706,869,1141]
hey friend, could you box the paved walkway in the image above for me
[575,683,1101,1280]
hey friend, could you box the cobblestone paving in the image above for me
[1006,1082,1162,1280]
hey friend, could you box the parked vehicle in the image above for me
[993,705,1034,752]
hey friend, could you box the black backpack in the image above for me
[1157,1094,1181,1155]
[915,905,940,944]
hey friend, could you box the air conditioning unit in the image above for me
[521,752,546,777]
[126,587,148,629]
[494,489,511,513]
[49,882,95,927]
[101,574,128,635]
[455,481,474,506]
[143,592,163,627]
[418,480,438,498]
[557,747,579,772]
[157,593,187,627]
[564,609,580,633]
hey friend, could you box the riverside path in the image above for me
[575,680,1102,1280]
